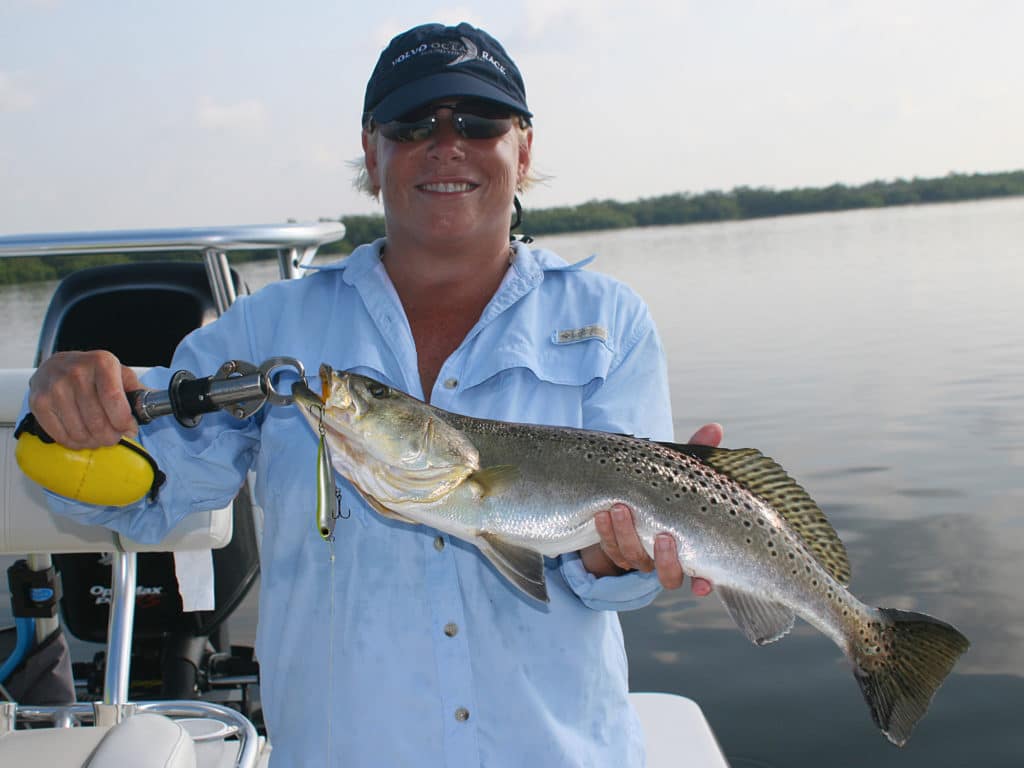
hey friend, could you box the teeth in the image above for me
[420,182,475,193]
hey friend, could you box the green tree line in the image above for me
[2,170,1022,285]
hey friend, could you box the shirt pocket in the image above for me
[458,333,616,426]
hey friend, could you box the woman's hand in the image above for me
[28,350,141,450]
[579,423,723,596]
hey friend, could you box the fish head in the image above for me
[291,365,480,505]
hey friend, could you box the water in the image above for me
[2,198,1022,765]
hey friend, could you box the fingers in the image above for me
[28,350,135,449]
[653,533,684,590]
[596,504,713,595]
[687,422,723,448]
[690,576,713,597]
[595,505,655,573]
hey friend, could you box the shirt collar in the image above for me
[302,238,597,284]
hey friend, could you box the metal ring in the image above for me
[260,356,306,406]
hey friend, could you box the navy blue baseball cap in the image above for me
[363,22,532,125]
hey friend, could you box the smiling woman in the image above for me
[24,20,717,767]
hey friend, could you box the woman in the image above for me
[29,22,717,766]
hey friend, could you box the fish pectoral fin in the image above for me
[363,493,420,526]
[717,586,795,645]
[477,533,549,604]
[467,465,520,499]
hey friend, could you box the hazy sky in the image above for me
[1,0,1021,233]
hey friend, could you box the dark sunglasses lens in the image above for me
[453,113,513,139]
[378,116,436,142]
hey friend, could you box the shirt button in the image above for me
[454,707,470,722]
[434,536,445,551]
[444,622,459,637]
[443,377,458,389]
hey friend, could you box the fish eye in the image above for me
[367,382,389,399]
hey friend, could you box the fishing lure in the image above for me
[313,404,342,541]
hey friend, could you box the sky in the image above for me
[1,0,1021,233]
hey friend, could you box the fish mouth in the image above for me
[290,363,334,408]
[318,363,334,398]
[290,377,324,407]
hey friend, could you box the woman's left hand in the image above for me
[579,423,722,595]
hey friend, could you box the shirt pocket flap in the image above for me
[461,330,616,392]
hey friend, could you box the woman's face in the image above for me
[363,102,532,249]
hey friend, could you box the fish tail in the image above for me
[852,607,969,746]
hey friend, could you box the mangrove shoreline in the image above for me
[2,170,1022,285]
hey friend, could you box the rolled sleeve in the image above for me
[558,552,662,611]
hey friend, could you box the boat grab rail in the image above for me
[0,221,347,282]
[2,699,259,768]
[0,222,346,258]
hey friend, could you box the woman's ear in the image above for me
[517,127,533,187]
[362,129,381,191]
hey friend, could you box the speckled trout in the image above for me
[292,365,969,746]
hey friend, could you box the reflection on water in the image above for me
[1,198,1022,766]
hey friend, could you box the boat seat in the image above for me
[0,713,195,768]
[86,713,196,768]
[0,369,233,557]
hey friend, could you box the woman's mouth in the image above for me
[417,182,478,193]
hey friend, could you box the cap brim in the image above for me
[370,72,532,123]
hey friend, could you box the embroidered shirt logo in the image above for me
[554,325,609,344]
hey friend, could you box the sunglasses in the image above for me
[371,101,529,143]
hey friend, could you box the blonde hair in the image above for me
[351,122,543,199]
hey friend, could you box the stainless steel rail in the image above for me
[0,222,345,258]
[5,700,260,768]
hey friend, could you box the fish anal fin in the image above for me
[658,443,852,586]
[363,493,420,525]
[477,532,549,603]
[717,586,795,645]
[467,465,520,499]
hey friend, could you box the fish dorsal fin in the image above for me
[717,586,795,645]
[477,533,549,603]
[660,443,851,585]
[466,465,520,499]
[363,492,421,526]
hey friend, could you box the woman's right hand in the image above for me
[28,350,142,450]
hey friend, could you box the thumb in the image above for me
[687,422,723,447]
[120,365,143,393]
[118,365,144,437]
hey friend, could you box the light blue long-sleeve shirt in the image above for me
[47,240,675,767]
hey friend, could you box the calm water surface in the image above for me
[2,198,1022,766]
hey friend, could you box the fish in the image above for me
[291,364,970,746]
